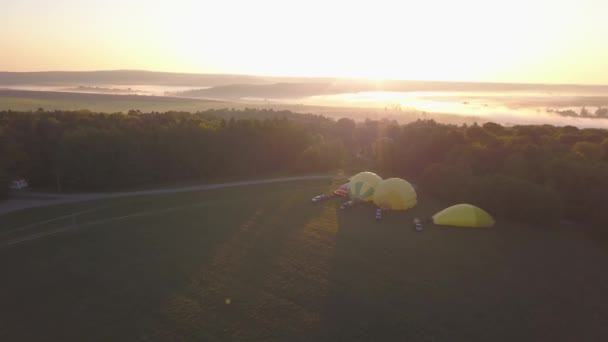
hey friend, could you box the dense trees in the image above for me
[1,109,607,227]
[0,109,326,193]
[553,107,608,119]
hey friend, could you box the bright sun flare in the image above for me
[2,0,608,83]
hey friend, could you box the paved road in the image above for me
[0,175,334,217]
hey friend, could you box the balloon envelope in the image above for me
[373,178,417,210]
[348,172,382,202]
[432,204,495,228]
[334,182,349,197]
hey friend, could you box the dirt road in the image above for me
[0,175,334,217]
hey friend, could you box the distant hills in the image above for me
[2,71,608,127]
[2,71,608,98]
[0,70,283,86]
[174,81,608,100]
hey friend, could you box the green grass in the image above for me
[1,179,607,341]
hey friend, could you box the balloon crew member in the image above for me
[375,208,383,221]
[414,218,423,232]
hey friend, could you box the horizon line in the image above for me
[2,69,608,87]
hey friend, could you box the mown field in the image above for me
[0,89,340,116]
[1,179,607,341]
[0,89,482,124]
[0,89,232,113]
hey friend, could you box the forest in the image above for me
[1,108,607,227]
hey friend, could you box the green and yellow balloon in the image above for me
[348,171,382,202]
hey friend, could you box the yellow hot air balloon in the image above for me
[432,204,495,228]
[373,178,417,210]
[348,171,382,202]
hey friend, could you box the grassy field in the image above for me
[0,89,343,115]
[0,89,485,125]
[0,89,233,113]
[1,179,607,341]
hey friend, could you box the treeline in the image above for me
[0,109,331,193]
[551,107,608,119]
[1,109,608,227]
[386,121,608,227]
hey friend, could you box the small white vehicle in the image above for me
[339,200,355,210]
[311,194,330,203]
[9,179,28,190]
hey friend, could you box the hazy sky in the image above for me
[2,0,607,84]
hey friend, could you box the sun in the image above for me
[4,0,608,84]
[166,0,530,82]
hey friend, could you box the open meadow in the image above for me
[1,178,607,341]
[0,89,232,113]
[3,0,608,340]
[0,89,483,124]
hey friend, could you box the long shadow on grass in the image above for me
[316,199,608,341]
[139,182,332,340]
[0,198,263,341]
[0,181,329,341]
[316,202,436,341]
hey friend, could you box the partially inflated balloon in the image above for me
[432,204,495,228]
[348,172,382,202]
[373,178,417,210]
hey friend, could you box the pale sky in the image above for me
[2,0,607,84]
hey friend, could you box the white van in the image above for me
[9,179,28,190]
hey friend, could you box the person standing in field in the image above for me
[414,218,423,232]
